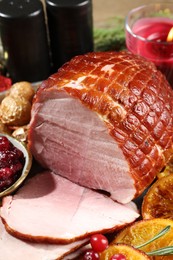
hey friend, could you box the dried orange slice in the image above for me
[99,244,150,260]
[142,174,173,220]
[113,218,173,260]
[157,157,173,178]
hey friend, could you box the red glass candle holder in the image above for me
[125,3,173,87]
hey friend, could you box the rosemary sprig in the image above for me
[134,225,173,256]
[147,246,173,256]
[135,225,171,249]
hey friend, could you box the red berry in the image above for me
[10,162,23,174]
[90,234,108,253]
[13,147,24,160]
[0,150,17,167]
[0,136,11,151]
[83,249,99,260]
[0,178,13,189]
[110,254,127,260]
[0,168,14,190]
[0,168,13,180]
[0,135,24,191]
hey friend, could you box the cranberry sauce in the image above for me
[0,136,25,192]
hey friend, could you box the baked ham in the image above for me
[0,216,88,260]
[0,171,139,244]
[28,51,173,203]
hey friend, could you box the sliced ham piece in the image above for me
[0,218,88,260]
[1,171,139,244]
[28,51,173,203]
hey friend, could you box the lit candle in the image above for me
[167,27,173,42]
[125,4,173,87]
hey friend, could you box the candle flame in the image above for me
[167,27,173,42]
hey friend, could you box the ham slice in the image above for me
[0,218,88,260]
[28,51,173,204]
[1,171,139,244]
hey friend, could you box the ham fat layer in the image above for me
[1,171,139,244]
[29,51,173,203]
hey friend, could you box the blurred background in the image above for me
[1,0,172,82]
[91,0,173,52]
[93,0,168,27]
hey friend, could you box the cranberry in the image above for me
[0,168,14,180]
[10,162,23,173]
[13,147,24,159]
[110,254,127,260]
[0,178,13,189]
[90,234,108,253]
[0,150,19,168]
[0,137,11,151]
[83,249,100,260]
[0,135,25,191]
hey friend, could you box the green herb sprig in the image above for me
[148,246,173,256]
[135,225,171,249]
[134,225,173,256]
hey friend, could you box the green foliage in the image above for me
[94,17,126,52]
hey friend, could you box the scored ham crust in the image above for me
[28,51,173,203]
[0,171,139,244]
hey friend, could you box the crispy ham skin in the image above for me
[1,171,139,244]
[28,51,173,203]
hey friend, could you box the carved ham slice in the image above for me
[28,51,173,203]
[0,218,88,260]
[1,171,139,244]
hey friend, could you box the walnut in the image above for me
[0,96,31,126]
[12,125,29,143]
[8,81,35,102]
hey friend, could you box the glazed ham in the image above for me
[0,217,89,260]
[0,171,139,244]
[28,51,173,203]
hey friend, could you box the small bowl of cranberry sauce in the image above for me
[0,133,32,197]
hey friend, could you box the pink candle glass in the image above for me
[125,3,173,87]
